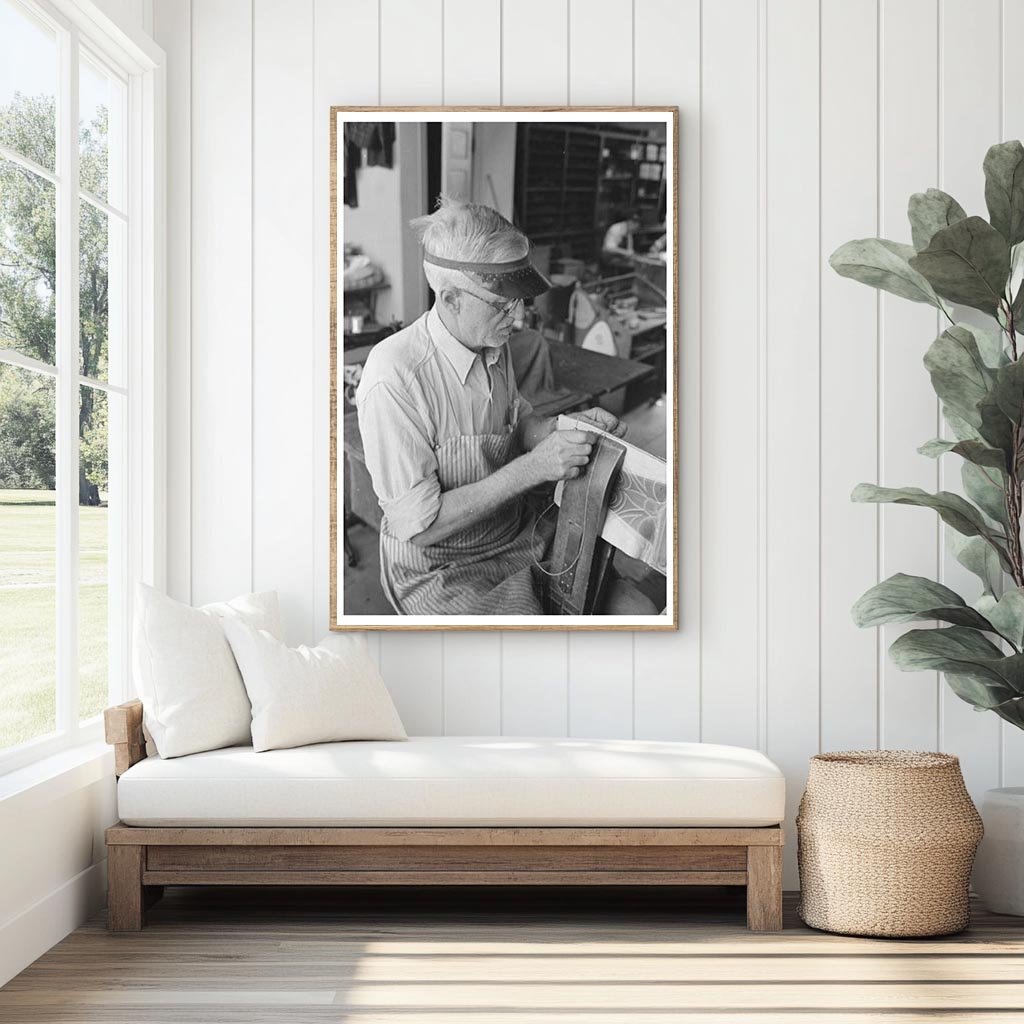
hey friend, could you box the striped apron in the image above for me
[380,427,552,616]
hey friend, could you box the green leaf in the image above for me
[984,140,1024,246]
[889,627,1024,704]
[977,589,1024,649]
[918,437,1007,470]
[962,461,1009,528]
[852,573,994,630]
[923,325,997,427]
[942,406,983,442]
[984,687,1024,728]
[830,238,943,307]
[950,533,1004,597]
[851,483,1009,556]
[908,188,968,251]
[1011,278,1024,325]
[993,357,1024,423]
[944,671,1023,713]
[968,322,1011,368]
[977,391,1016,459]
[909,216,1011,314]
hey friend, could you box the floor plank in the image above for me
[3,886,1024,1021]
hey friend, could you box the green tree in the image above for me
[0,92,109,502]
[0,365,54,489]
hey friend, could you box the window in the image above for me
[0,0,161,772]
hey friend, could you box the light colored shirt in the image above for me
[603,221,633,252]
[356,307,532,542]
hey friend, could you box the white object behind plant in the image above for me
[223,622,407,752]
[973,788,1024,916]
[133,584,283,758]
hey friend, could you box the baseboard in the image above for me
[0,859,107,987]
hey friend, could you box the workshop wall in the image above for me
[154,0,1024,885]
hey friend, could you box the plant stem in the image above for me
[1006,305,1024,587]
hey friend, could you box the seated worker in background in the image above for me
[603,208,642,256]
[356,195,655,616]
[602,208,642,272]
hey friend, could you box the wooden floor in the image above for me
[3,885,1024,1022]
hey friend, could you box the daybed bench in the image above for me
[104,699,786,932]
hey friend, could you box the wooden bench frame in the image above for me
[104,700,784,933]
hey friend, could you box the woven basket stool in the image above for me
[797,751,983,937]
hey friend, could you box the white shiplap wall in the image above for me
[153,0,1024,885]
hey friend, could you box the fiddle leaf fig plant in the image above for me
[832,140,1024,731]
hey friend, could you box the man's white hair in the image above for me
[410,194,528,296]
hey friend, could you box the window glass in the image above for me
[0,362,56,749]
[0,159,57,364]
[80,202,120,382]
[79,383,110,722]
[0,0,57,172]
[0,13,138,767]
[79,52,125,209]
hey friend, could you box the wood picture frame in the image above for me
[330,107,679,630]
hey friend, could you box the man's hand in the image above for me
[528,429,595,482]
[575,407,627,439]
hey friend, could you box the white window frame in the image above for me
[0,0,164,776]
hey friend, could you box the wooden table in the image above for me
[548,340,655,401]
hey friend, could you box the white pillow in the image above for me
[222,621,407,752]
[133,584,283,758]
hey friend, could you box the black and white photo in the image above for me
[331,109,677,629]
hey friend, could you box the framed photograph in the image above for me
[330,107,678,631]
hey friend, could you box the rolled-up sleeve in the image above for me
[356,380,441,541]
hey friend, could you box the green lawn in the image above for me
[0,489,109,751]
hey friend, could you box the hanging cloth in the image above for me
[342,123,396,207]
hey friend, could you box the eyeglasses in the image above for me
[460,288,524,321]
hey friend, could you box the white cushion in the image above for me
[222,621,407,752]
[116,736,786,827]
[133,584,283,759]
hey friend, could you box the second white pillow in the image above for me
[222,621,407,752]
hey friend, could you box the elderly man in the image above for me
[356,196,626,616]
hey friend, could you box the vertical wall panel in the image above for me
[567,0,632,105]
[568,633,635,738]
[313,0,380,656]
[631,0,700,742]
[253,0,316,646]
[376,0,446,725]
[443,0,501,105]
[502,633,569,735]
[153,0,190,604]
[501,0,568,104]
[444,639,502,734]
[878,0,941,751]
[563,0,636,736]
[381,0,443,105]
[699,0,760,749]
[938,0,1002,795]
[440,0,504,733]
[819,0,879,753]
[764,0,821,883]
[380,633,446,735]
[189,0,253,605]
[165,0,1014,871]
[499,0,571,736]
[1002,0,1024,786]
